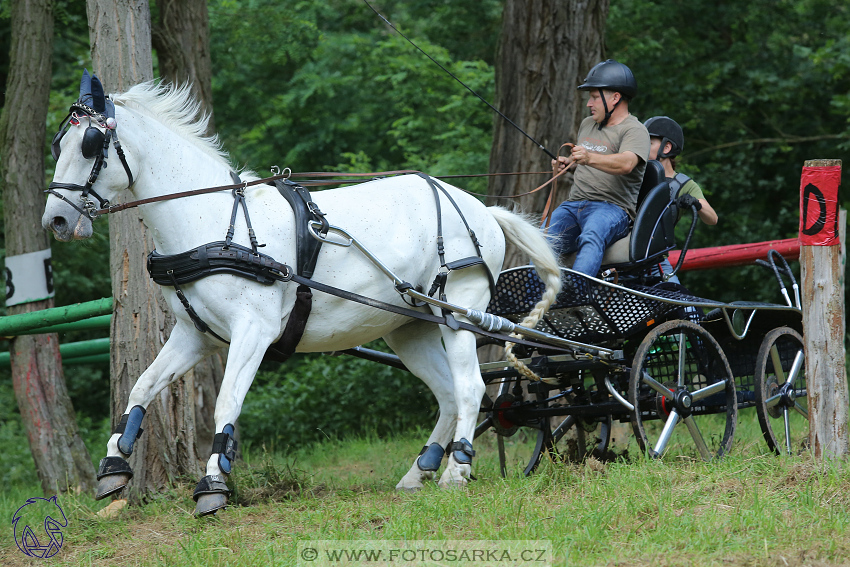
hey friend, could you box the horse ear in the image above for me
[79,68,92,100]
[90,75,107,113]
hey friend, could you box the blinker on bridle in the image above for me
[46,100,134,221]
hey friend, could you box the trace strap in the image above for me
[147,241,567,355]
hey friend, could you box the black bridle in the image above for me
[46,100,134,221]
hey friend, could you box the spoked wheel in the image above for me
[523,371,612,475]
[524,412,612,475]
[629,319,737,460]
[754,327,808,455]
[476,374,611,476]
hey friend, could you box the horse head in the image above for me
[42,69,137,241]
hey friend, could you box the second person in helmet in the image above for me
[644,116,717,225]
[645,115,717,283]
[546,59,650,277]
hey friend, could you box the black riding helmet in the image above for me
[577,60,637,129]
[644,116,684,159]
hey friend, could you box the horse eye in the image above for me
[81,127,105,159]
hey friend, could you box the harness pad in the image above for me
[147,241,291,287]
[272,178,327,279]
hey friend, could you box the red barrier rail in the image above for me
[668,238,800,272]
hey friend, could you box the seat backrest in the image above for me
[636,160,665,209]
[629,172,677,263]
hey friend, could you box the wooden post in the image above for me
[800,159,848,459]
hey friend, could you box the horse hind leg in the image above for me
[384,322,459,492]
[436,327,486,489]
[96,323,218,500]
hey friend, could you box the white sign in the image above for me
[4,248,55,306]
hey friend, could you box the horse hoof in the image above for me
[438,478,468,489]
[194,493,228,517]
[395,484,423,493]
[95,472,132,500]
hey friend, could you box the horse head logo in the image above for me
[12,495,68,558]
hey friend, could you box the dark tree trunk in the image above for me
[86,0,206,501]
[487,0,609,269]
[151,0,215,133]
[0,0,97,495]
[150,0,224,449]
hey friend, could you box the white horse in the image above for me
[42,73,561,516]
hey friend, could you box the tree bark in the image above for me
[0,0,97,495]
[86,0,205,501]
[487,0,609,269]
[151,0,215,133]
[150,0,224,449]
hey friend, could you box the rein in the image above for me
[90,167,571,217]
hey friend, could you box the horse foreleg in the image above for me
[437,328,485,489]
[194,324,277,516]
[96,323,219,500]
[384,322,458,492]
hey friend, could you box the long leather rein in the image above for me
[86,168,569,218]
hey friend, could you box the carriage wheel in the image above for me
[754,327,808,455]
[476,373,611,476]
[475,375,517,477]
[523,371,612,475]
[629,319,737,460]
[524,412,612,475]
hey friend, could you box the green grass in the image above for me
[2,420,850,567]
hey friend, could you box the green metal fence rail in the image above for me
[0,298,112,336]
[0,338,110,367]
[0,298,113,366]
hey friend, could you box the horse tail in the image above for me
[488,206,561,382]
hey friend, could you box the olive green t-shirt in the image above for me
[568,114,651,219]
[679,179,705,200]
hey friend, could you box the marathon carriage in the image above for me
[43,74,806,517]
[468,161,807,474]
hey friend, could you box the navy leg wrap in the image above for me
[115,405,146,456]
[212,423,237,474]
[448,438,475,465]
[416,443,444,472]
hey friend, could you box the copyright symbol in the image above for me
[301,547,318,561]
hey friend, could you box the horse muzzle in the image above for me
[42,208,93,241]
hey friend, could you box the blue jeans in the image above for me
[543,200,631,276]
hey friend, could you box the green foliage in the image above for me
[6,0,850,478]
[608,0,850,302]
[240,342,438,452]
[209,0,500,194]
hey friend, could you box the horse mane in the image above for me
[111,81,232,169]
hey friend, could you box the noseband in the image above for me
[46,100,134,221]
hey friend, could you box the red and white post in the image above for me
[799,159,848,458]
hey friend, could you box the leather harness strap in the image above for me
[148,175,328,361]
[415,173,497,317]
[145,172,566,360]
[147,241,568,356]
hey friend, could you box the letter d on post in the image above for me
[799,159,847,459]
